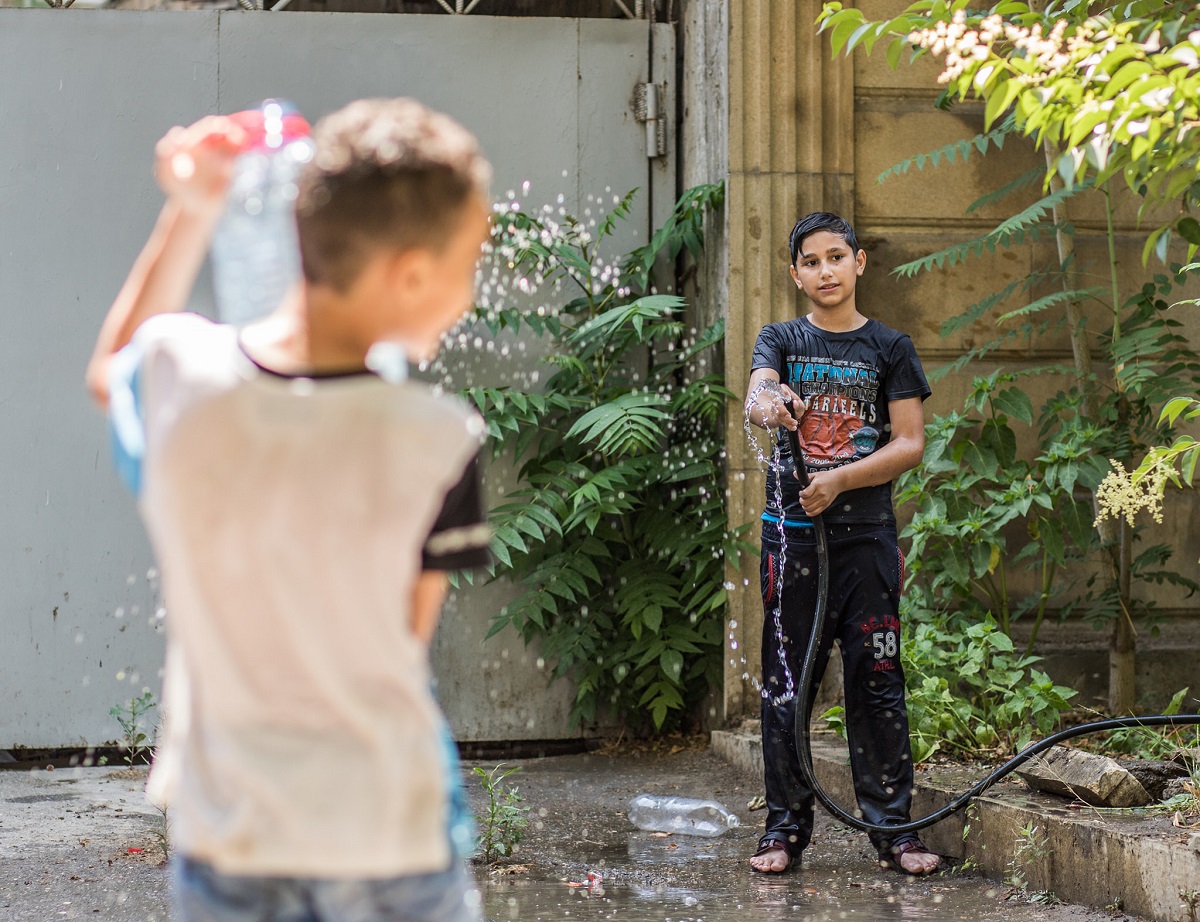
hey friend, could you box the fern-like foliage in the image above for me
[966,166,1044,215]
[892,185,1083,278]
[1102,277,1200,436]
[995,287,1106,323]
[455,183,748,732]
[625,182,725,291]
[877,116,1016,184]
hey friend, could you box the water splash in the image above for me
[743,382,796,704]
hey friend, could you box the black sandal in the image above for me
[750,835,796,874]
[878,838,940,875]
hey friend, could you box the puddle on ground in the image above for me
[483,847,1042,922]
[484,873,1016,921]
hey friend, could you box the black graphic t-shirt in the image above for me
[751,316,931,526]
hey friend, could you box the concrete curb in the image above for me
[712,724,1200,922]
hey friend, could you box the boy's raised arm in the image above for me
[86,117,244,408]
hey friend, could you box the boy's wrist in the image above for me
[748,379,783,424]
[169,194,225,225]
[830,466,851,494]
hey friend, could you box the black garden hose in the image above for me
[778,399,1200,837]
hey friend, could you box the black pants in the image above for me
[759,522,917,859]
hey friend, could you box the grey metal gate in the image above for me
[0,9,674,746]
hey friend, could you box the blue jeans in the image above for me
[171,856,482,922]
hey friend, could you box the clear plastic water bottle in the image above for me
[210,100,314,326]
[627,793,740,837]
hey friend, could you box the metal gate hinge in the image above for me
[633,83,667,160]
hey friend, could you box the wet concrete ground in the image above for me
[468,746,1140,922]
[0,747,1143,921]
[0,766,169,921]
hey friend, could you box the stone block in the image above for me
[1016,745,1153,807]
[1121,760,1190,801]
[856,99,1041,225]
[1172,747,1200,768]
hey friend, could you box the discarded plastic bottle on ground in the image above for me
[627,793,740,837]
[210,99,314,326]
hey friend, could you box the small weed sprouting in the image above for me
[1005,821,1055,904]
[473,764,529,865]
[109,690,157,767]
[152,803,170,863]
[1028,890,1062,907]
[949,804,980,875]
[1180,888,1200,922]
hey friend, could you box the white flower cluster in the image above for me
[909,12,1082,86]
[1094,459,1169,527]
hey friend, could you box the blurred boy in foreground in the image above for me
[87,98,493,921]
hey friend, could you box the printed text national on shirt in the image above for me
[785,359,880,403]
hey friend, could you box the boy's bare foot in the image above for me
[899,848,940,874]
[749,838,792,873]
[881,839,940,875]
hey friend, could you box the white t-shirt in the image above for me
[111,313,487,878]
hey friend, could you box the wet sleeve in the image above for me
[750,324,785,375]
[107,339,147,497]
[106,313,218,497]
[422,452,492,571]
[883,334,932,402]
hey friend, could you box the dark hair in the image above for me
[296,98,492,293]
[788,212,860,266]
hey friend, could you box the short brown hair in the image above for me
[296,98,491,292]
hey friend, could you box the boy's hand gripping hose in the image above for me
[778,398,1200,836]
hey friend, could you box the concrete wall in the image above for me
[0,8,673,746]
[712,0,1200,720]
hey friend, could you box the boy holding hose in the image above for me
[743,212,939,876]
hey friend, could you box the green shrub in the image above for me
[900,609,1076,761]
[464,183,750,731]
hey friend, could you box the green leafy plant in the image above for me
[472,764,529,865]
[1077,687,1196,759]
[1097,396,1200,528]
[898,371,1102,649]
[955,803,981,875]
[465,182,748,730]
[109,690,156,767]
[901,612,1075,760]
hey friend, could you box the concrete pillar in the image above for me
[680,0,728,336]
[721,0,854,722]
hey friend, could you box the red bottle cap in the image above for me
[228,101,311,152]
